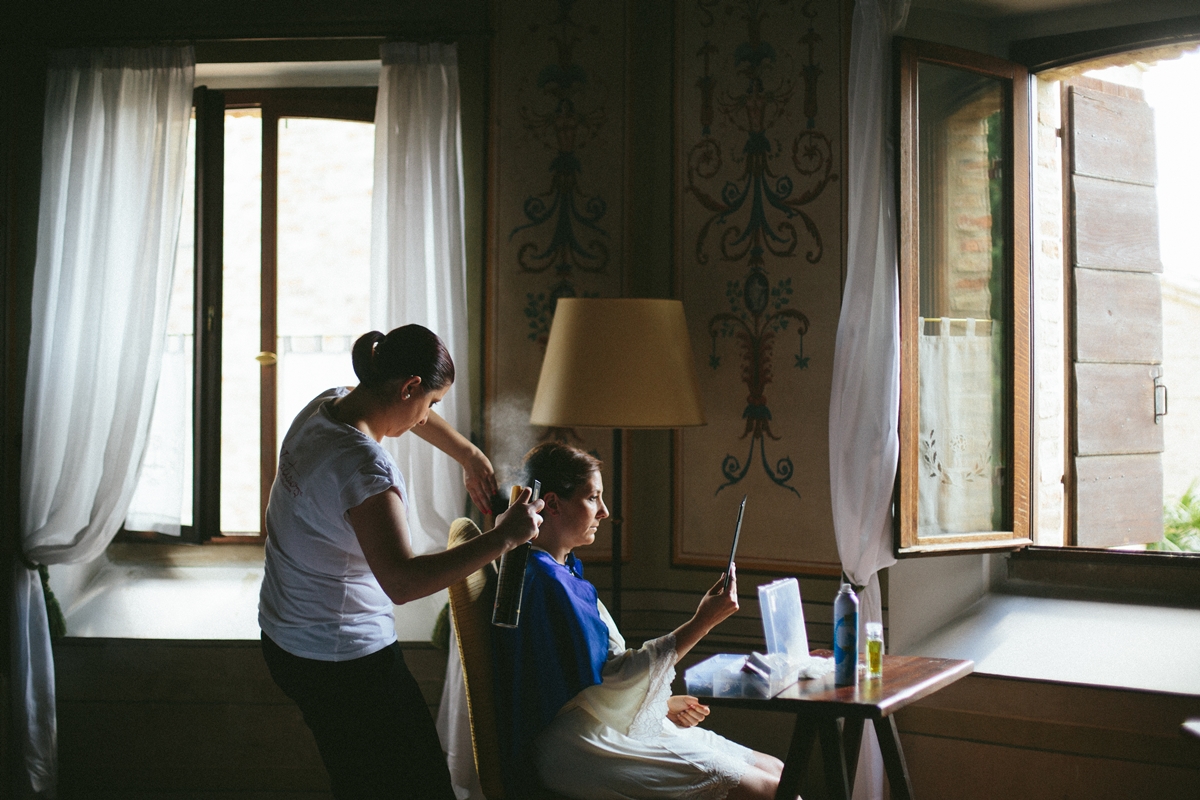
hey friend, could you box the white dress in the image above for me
[532,601,756,800]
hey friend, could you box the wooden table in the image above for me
[698,654,973,800]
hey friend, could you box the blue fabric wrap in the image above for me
[492,549,610,795]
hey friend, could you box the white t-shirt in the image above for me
[258,387,405,661]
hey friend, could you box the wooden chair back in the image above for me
[446,518,506,799]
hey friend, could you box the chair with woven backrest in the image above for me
[448,518,573,800]
[446,517,507,799]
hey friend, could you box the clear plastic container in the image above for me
[758,578,808,659]
[714,652,806,698]
[684,653,744,696]
[685,578,815,699]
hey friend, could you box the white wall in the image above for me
[885,552,1003,655]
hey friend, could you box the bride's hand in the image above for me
[666,695,710,728]
[694,563,739,632]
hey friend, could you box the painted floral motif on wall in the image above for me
[675,0,844,573]
[488,0,627,558]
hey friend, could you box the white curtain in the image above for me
[918,318,1003,535]
[827,1,909,798]
[370,43,478,797]
[437,630,486,800]
[15,46,194,796]
[370,42,471,555]
[125,332,193,535]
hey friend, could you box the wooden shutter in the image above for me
[1065,77,1164,547]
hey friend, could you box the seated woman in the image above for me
[493,442,786,800]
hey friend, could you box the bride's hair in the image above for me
[521,442,602,501]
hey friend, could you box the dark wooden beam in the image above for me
[1011,14,1200,72]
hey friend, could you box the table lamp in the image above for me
[530,297,706,624]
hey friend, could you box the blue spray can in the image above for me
[833,583,859,686]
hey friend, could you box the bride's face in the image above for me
[541,470,608,560]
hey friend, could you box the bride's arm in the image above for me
[670,567,739,662]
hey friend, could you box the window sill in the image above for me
[56,542,445,642]
[60,543,267,639]
[902,584,1200,696]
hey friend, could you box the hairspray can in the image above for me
[491,481,540,628]
[833,583,859,686]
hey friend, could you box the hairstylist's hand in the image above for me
[694,563,739,632]
[461,448,499,515]
[492,486,543,550]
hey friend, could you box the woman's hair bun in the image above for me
[351,325,454,394]
[351,330,387,386]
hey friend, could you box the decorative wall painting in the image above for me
[486,0,629,561]
[674,0,845,573]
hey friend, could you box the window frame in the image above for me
[895,37,1033,556]
[895,16,1200,569]
[120,86,377,545]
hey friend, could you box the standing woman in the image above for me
[259,325,542,800]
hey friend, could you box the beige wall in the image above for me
[615,0,848,659]
[1162,279,1200,502]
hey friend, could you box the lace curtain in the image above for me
[368,43,478,798]
[124,333,192,534]
[15,46,194,796]
[918,318,1003,534]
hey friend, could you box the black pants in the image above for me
[261,633,456,800]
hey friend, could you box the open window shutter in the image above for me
[1065,77,1164,547]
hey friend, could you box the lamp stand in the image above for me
[610,427,623,628]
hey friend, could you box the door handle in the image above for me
[1154,374,1168,424]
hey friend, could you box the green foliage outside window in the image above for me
[1149,481,1200,553]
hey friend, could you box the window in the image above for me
[125,87,377,543]
[897,33,1200,557]
[896,38,1031,554]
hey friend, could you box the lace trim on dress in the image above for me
[626,633,678,740]
[623,633,756,800]
[673,746,757,800]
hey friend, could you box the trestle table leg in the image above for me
[775,716,817,800]
[842,717,865,793]
[874,715,915,800]
[818,719,850,800]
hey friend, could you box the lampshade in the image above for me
[530,298,706,429]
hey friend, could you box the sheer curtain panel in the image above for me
[827,2,909,798]
[369,44,477,798]
[370,42,471,555]
[15,46,194,796]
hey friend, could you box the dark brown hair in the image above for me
[521,442,602,501]
[351,325,454,394]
